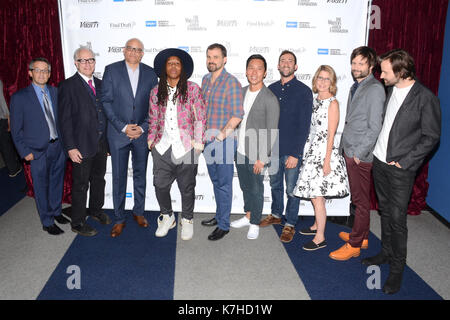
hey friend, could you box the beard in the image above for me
[278,68,295,78]
[207,62,221,73]
[351,69,370,80]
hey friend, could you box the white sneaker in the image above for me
[230,216,250,228]
[155,214,176,237]
[247,224,259,240]
[180,218,194,240]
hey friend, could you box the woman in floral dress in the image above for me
[294,65,349,251]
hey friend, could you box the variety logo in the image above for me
[249,46,270,54]
[80,21,99,28]
[217,20,238,27]
[108,46,124,53]
[327,0,348,3]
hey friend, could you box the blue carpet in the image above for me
[0,167,26,217]
[37,210,177,300]
[275,217,443,300]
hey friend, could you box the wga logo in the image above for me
[78,42,100,57]
[80,21,99,28]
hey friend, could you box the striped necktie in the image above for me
[42,90,58,139]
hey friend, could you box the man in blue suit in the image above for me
[101,38,158,237]
[10,57,68,235]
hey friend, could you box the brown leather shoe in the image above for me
[111,223,125,238]
[280,226,295,243]
[329,243,361,261]
[338,232,369,249]
[133,215,148,228]
[259,214,282,227]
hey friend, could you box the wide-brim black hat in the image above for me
[153,48,194,79]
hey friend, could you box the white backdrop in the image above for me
[58,0,372,216]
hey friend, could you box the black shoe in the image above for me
[302,240,327,251]
[71,223,98,237]
[62,206,72,219]
[43,224,64,235]
[54,214,70,225]
[208,227,229,241]
[201,217,218,226]
[382,272,403,294]
[299,227,317,235]
[361,253,390,266]
[89,211,112,225]
[8,167,22,178]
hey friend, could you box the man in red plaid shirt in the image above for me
[201,43,244,241]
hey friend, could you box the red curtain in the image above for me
[0,0,71,203]
[0,0,448,211]
[369,0,448,215]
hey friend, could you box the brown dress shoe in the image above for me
[133,215,148,228]
[259,214,282,227]
[111,223,125,238]
[338,232,369,249]
[329,243,361,261]
[280,226,295,243]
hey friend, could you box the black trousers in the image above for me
[152,147,198,220]
[372,157,416,274]
[0,119,21,175]
[71,139,108,227]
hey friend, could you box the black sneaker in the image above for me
[303,240,327,251]
[299,227,317,235]
[89,211,112,225]
[71,223,98,237]
[55,214,70,224]
[43,224,64,235]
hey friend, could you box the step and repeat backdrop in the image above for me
[58,0,372,216]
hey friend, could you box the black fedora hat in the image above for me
[153,48,194,79]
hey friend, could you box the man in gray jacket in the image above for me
[330,46,385,261]
[230,54,280,240]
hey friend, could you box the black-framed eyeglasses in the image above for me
[77,58,96,64]
[125,46,143,53]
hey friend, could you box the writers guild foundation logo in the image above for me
[328,17,348,34]
[185,16,207,31]
[80,21,99,28]
[155,0,174,5]
[298,0,318,6]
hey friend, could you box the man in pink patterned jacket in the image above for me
[148,48,206,240]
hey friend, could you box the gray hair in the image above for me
[29,57,51,72]
[125,38,144,50]
[73,46,95,61]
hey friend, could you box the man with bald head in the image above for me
[102,38,158,237]
[58,46,111,237]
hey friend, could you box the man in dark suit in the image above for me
[364,49,441,294]
[10,57,69,235]
[101,38,158,237]
[58,46,111,237]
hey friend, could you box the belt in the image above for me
[49,138,58,143]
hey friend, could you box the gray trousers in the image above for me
[152,147,198,220]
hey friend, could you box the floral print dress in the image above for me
[294,96,349,199]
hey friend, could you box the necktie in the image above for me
[42,90,58,139]
[88,79,96,96]
[350,81,359,100]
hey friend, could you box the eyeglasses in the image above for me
[31,68,50,74]
[317,76,331,82]
[125,46,144,53]
[76,58,96,64]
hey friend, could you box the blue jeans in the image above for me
[269,155,301,227]
[204,137,237,231]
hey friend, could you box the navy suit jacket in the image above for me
[101,60,158,149]
[10,84,60,160]
[58,72,107,158]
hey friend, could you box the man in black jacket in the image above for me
[364,49,441,294]
[58,46,111,237]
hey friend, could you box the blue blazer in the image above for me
[101,60,158,148]
[10,84,60,160]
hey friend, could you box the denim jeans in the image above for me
[235,153,264,225]
[204,137,237,231]
[269,155,301,227]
